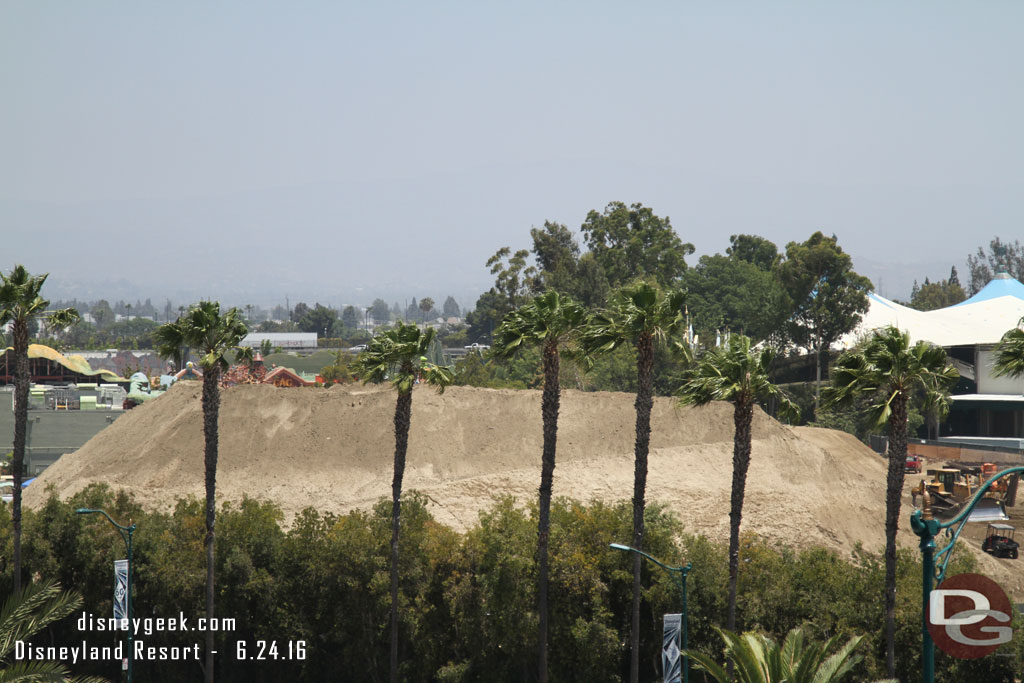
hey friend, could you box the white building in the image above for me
[843,273,1024,444]
[240,333,318,350]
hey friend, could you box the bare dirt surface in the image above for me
[25,381,1023,597]
[903,473,1024,601]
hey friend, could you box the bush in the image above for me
[2,488,1020,682]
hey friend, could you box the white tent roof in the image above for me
[838,275,1024,349]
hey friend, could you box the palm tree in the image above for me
[579,282,685,683]
[155,301,247,683]
[676,335,798,638]
[0,580,107,682]
[491,290,586,683]
[823,326,957,678]
[685,627,896,683]
[353,321,453,683]
[993,316,1024,380]
[0,265,78,593]
[418,296,435,324]
[153,317,187,372]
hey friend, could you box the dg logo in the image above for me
[927,573,1014,659]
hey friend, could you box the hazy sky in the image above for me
[2,1,1022,309]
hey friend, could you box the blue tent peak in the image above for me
[954,272,1024,306]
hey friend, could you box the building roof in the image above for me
[240,333,318,348]
[954,272,1024,306]
[263,366,315,386]
[950,394,1024,402]
[840,275,1024,349]
[0,344,125,382]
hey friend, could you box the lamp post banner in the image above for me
[926,573,1013,659]
[113,559,128,622]
[662,613,682,683]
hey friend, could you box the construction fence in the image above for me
[870,434,1024,466]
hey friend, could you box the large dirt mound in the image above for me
[26,382,891,552]
[28,381,1024,597]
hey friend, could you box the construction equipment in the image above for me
[911,464,1018,523]
[982,523,1019,559]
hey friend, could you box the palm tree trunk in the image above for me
[814,338,821,415]
[11,320,28,594]
[537,340,560,683]
[629,334,654,683]
[390,385,413,683]
[201,368,221,683]
[883,394,908,679]
[727,398,754,634]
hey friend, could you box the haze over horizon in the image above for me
[3,2,1022,310]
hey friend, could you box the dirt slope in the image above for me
[24,381,889,548]
[28,380,1024,595]
[23,379,1024,598]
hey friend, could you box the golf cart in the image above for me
[982,523,1019,559]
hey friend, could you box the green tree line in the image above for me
[3,487,1019,683]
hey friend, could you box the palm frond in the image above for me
[677,334,800,421]
[579,283,685,357]
[354,322,453,396]
[731,632,770,682]
[0,265,50,329]
[810,635,863,683]
[0,581,84,662]
[683,649,731,683]
[491,290,585,360]
[152,319,185,361]
[421,362,454,394]
[46,308,81,335]
[825,326,958,429]
[993,325,1024,379]
[234,346,255,366]
[165,301,249,372]
[0,658,108,682]
[689,627,873,683]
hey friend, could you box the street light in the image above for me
[610,543,692,683]
[911,465,1024,683]
[77,508,135,683]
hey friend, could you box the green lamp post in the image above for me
[78,507,135,683]
[910,465,1024,683]
[610,543,692,683]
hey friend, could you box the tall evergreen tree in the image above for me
[341,305,360,331]
[580,202,693,289]
[442,296,461,319]
[777,232,872,411]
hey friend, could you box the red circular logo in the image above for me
[926,573,1014,659]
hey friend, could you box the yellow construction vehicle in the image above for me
[911,464,1018,523]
